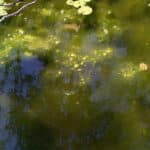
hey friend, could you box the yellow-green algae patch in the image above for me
[0,28,60,64]
[43,47,114,86]
[115,62,149,80]
[55,47,114,71]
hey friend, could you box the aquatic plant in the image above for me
[66,0,93,15]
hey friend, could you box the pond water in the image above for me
[0,0,150,149]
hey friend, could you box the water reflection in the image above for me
[0,0,150,149]
[0,95,18,150]
[0,50,43,98]
[0,49,44,149]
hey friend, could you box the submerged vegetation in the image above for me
[0,0,150,149]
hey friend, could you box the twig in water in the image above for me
[0,0,37,22]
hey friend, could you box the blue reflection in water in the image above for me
[0,51,44,150]
[0,95,19,150]
[112,36,127,58]
[0,52,43,98]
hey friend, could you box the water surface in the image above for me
[0,0,150,149]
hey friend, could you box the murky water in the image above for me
[0,0,150,149]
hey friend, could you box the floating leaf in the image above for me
[66,0,93,15]
[78,5,92,15]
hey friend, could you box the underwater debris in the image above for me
[63,23,80,32]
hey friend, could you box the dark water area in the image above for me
[0,0,150,149]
